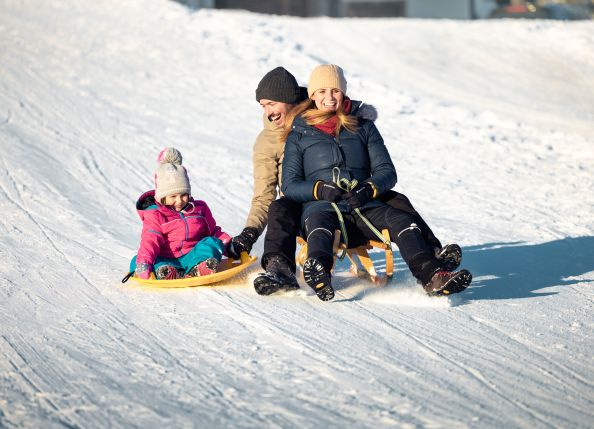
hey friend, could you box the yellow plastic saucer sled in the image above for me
[122,252,257,288]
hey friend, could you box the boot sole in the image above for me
[429,270,472,297]
[303,260,335,301]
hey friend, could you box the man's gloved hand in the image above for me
[228,226,259,259]
[342,182,374,210]
[315,181,344,203]
[135,262,153,280]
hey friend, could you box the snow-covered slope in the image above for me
[1,1,593,427]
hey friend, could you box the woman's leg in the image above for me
[356,205,472,294]
[379,190,442,250]
[380,190,462,270]
[303,211,340,273]
[355,206,441,284]
[301,210,341,301]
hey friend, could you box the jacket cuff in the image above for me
[313,180,322,200]
[366,181,379,198]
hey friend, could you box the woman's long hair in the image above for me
[280,97,358,143]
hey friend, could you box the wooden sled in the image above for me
[124,252,257,288]
[296,229,394,285]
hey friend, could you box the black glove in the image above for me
[342,182,374,210]
[228,227,259,259]
[315,181,343,203]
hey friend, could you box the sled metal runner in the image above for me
[125,252,257,288]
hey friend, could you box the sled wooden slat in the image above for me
[297,229,393,284]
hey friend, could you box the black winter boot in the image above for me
[303,257,335,301]
[253,255,300,296]
[423,269,472,296]
[435,244,462,271]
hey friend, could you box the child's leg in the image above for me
[130,252,184,279]
[179,236,225,275]
[130,255,183,278]
[154,258,184,273]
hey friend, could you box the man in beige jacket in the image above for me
[228,67,306,294]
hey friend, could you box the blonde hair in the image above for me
[281,97,358,143]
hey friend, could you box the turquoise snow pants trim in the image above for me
[130,236,225,275]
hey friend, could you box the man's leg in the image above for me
[254,197,302,295]
[261,197,301,273]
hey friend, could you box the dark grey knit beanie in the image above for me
[255,67,305,104]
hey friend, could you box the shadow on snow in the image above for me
[335,236,594,302]
[459,236,594,301]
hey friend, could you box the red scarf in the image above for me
[313,97,352,137]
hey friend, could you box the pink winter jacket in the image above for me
[135,190,231,266]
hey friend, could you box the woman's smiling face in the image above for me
[312,88,343,112]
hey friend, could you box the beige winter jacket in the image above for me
[244,115,285,234]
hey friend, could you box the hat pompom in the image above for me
[157,147,183,165]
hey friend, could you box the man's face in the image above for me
[259,99,293,127]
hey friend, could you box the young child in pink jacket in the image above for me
[131,147,231,280]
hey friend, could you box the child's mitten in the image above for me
[135,262,153,279]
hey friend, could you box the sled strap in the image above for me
[331,167,391,248]
[329,201,348,260]
[121,271,133,283]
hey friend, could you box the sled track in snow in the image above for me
[337,292,556,428]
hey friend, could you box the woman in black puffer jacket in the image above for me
[281,64,472,301]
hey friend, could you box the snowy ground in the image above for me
[1,0,594,428]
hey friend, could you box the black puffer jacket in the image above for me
[281,101,397,222]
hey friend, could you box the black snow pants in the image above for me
[261,197,302,273]
[261,192,443,280]
[379,190,442,251]
[303,204,442,285]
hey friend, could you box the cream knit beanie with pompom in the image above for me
[307,64,347,98]
[154,147,191,201]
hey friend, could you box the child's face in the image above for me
[164,193,190,212]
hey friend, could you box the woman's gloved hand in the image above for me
[314,181,344,203]
[343,182,374,210]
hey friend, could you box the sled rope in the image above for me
[328,167,348,260]
[332,167,391,248]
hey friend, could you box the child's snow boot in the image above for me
[186,258,219,277]
[253,254,300,295]
[156,265,184,280]
[423,269,472,296]
[303,257,335,301]
[435,243,462,271]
